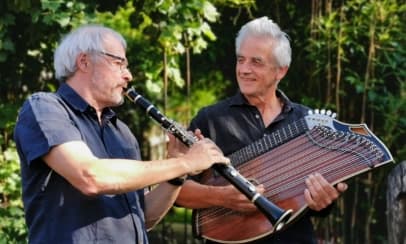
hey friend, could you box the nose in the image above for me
[237,61,252,75]
[122,68,133,83]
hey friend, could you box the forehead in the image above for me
[103,34,126,56]
[237,36,272,59]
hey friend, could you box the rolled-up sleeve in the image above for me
[14,93,82,166]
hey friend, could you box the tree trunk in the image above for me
[386,161,406,244]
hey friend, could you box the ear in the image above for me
[276,66,289,81]
[76,53,90,72]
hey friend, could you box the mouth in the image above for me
[239,78,256,84]
[120,86,128,94]
[239,75,256,82]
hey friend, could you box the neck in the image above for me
[245,90,282,127]
[66,77,104,122]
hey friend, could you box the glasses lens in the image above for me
[99,51,128,72]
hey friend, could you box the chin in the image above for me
[117,98,125,106]
[110,96,124,107]
[240,88,257,96]
[116,97,125,106]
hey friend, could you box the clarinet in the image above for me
[124,87,292,231]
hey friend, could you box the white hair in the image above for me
[235,16,291,67]
[54,25,127,81]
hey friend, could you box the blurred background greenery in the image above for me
[0,0,405,243]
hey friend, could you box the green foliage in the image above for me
[300,0,405,242]
[99,0,221,96]
[164,207,193,223]
[0,0,95,103]
[0,0,404,243]
[305,0,405,156]
[95,0,234,138]
[0,145,26,243]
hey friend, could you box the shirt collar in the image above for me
[56,83,117,123]
[230,89,294,113]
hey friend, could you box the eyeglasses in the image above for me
[99,51,129,72]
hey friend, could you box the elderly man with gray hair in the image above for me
[176,17,348,244]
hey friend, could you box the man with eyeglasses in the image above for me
[13,24,229,244]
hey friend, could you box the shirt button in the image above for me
[255,114,260,119]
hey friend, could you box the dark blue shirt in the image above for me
[189,90,317,244]
[14,83,148,244]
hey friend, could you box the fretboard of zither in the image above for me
[228,118,309,168]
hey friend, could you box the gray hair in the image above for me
[54,24,127,81]
[235,16,291,67]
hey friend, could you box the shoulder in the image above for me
[194,96,236,117]
[278,90,311,117]
[26,91,63,105]
[190,97,233,128]
[291,102,311,115]
[23,92,63,113]
[19,92,56,112]
[189,95,239,134]
[23,92,65,111]
[17,92,71,124]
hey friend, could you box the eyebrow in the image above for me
[100,51,126,62]
[252,57,264,63]
[237,54,264,60]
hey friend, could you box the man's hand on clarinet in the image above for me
[167,129,230,175]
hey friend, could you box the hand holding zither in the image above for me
[181,138,230,175]
[304,173,348,211]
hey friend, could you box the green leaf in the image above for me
[202,1,219,22]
